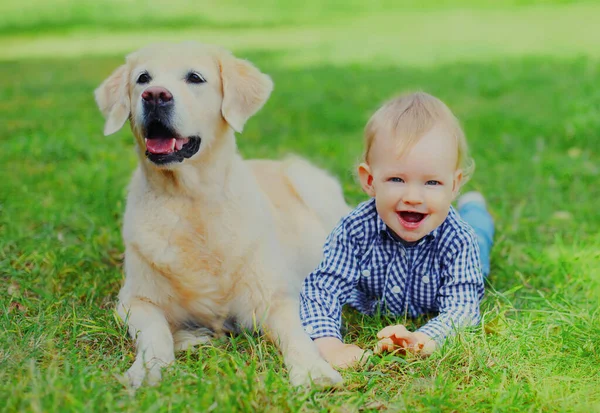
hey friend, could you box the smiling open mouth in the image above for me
[144,120,201,165]
[398,211,427,229]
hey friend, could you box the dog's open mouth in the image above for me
[144,121,201,165]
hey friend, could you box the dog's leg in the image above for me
[173,328,213,352]
[264,297,343,387]
[118,299,175,388]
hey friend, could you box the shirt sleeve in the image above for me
[416,233,485,345]
[299,220,363,341]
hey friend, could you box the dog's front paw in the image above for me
[289,358,343,388]
[119,360,146,389]
[119,359,164,389]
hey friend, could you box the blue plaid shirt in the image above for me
[300,198,484,344]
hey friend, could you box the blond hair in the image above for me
[363,91,474,186]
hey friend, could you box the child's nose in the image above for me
[403,185,423,205]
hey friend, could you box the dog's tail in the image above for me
[284,156,351,231]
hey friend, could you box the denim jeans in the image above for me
[458,202,494,278]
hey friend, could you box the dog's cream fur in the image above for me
[94,42,349,387]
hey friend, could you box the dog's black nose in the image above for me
[142,86,173,109]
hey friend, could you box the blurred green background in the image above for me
[1,1,599,412]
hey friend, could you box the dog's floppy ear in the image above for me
[94,64,130,136]
[219,53,273,133]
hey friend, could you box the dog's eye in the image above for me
[186,72,206,84]
[137,72,151,84]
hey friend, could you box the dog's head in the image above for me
[95,42,273,167]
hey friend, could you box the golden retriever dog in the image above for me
[94,42,349,388]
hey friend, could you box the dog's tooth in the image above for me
[174,138,189,151]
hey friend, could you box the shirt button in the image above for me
[305,325,314,334]
[422,276,430,284]
[362,269,371,277]
[391,285,402,294]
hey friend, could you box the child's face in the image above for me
[358,125,462,242]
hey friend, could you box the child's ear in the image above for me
[452,169,463,196]
[358,163,376,197]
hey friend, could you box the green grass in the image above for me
[0,0,591,35]
[1,1,599,412]
[3,2,600,65]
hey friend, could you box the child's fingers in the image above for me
[405,342,424,353]
[374,337,395,353]
[375,336,412,354]
[420,340,436,356]
[384,328,418,348]
[376,324,409,339]
[390,332,417,347]
[328,344,367,368]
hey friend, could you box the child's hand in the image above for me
[314,337,371,368]
[375,325,437,356]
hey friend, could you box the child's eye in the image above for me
[389,177,404,183]
[426,180,441,186]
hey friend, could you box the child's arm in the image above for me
[299,220,366,367]
[375,236,484,356]
[416,235,485,346]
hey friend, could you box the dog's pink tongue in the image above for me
[146,138,175,154]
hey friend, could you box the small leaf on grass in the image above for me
[584,161,598,175]
[8,302,26,314]
[382,355,409,364]
[552,211,572,220]
[567,147,582,158]
[360,400,388,411]
[483,313,509,335]
[7,282,19,296]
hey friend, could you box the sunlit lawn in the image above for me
[1,1,599,412]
